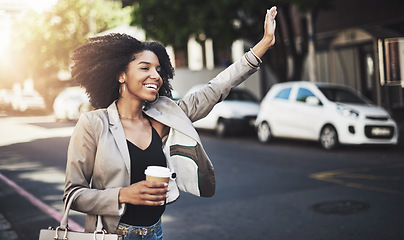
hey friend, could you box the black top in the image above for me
[120,122,167,226]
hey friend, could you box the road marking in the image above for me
[0,172,84,231]
[310,163,404,196]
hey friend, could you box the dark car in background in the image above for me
[184,85,260,137]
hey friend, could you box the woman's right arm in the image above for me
[64,113,96,199]
[64,113,123,216]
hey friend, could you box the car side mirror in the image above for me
[306,96,321,106]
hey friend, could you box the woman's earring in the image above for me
[119,83,125,98]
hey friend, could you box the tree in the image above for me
[6,0,133,100]
[129,0,331,94]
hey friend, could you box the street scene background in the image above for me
[1,0,404,239]
[0,112,403,240]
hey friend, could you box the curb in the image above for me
[0,213,18,240]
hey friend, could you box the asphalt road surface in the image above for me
[0,114,403,240]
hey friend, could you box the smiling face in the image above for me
[121,50,163,103]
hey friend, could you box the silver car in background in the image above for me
[255,81,399,150]
[53,87,92,121]
[11,91,46,112]
[185,85,260,137]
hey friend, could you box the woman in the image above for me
[64,6,277,240]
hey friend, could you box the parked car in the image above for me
[255,81,399,150]
[184,85,260,137]
[0,89,13,110]
[53,87,92,121]
[11,91,46,112]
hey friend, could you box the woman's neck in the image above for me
[116,98,144,120]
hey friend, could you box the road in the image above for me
[0,114,403,240]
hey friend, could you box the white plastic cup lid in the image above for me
[144,166,171,178]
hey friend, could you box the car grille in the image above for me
[365,116,389,121]
[364,125,395,139]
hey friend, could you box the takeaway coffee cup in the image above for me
[144,166,172,183]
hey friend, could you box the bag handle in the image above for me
[63,186,81,211]
[60,188,104,231]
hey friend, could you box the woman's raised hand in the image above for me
[251,6,278,58]
[264,6,277,47]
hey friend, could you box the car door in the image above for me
[287,87,325,140]
[267,86,296,137]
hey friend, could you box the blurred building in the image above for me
[169,0,404,113]
[162,0,404,110]
[304,0,404,112]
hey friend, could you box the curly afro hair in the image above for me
[71,33,174,109]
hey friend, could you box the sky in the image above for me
[0,0,58,13]
[0,0,58,61]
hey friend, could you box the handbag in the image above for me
[39,188,122,240]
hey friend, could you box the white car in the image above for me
[0,89,13,110]
[185,85,260,137]
[255,81,399,150]
[11,91,46,112]
[53,87,92,121]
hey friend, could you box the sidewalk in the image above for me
[0,213,18,240]
[0,115,75,240]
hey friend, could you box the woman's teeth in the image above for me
[144,84,157,89]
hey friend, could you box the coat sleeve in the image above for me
[64,113,124,217]
[178,52,259,122]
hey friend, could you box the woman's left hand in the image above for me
[250,6,278,59]
[263,6,277,47]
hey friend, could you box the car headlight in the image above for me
[337,105,359,119]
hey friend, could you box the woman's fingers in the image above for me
[119,181,168,206]
[264,6,277,45]
[140,182,168,205]
[267,6,277,29]
[141,194,167,206]
[141,182,168,197]
[269,6,277,19]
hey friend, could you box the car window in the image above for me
[296,88,315,102]
[274,88,291,100]
[226,89,258,102]
[318,86,368,104]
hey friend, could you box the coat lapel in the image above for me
[105,97,200,175]
[144,97,201,144]
[107,102,131,174]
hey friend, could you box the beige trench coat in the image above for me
[64,51,260,233]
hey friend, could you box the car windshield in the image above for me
[318,86,368,104]
[225,89,258,102]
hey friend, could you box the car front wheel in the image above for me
[216,119,229,137]
[320,125,338,150]
[257,122,271,143]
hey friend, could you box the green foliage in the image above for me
[293,0,331,12]
[129,0,331,82]
[130,0,329,48]
[9,0,133,82]
[134,0,335,84]
[131,0,246,49]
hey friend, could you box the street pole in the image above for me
[306,11,317,82]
